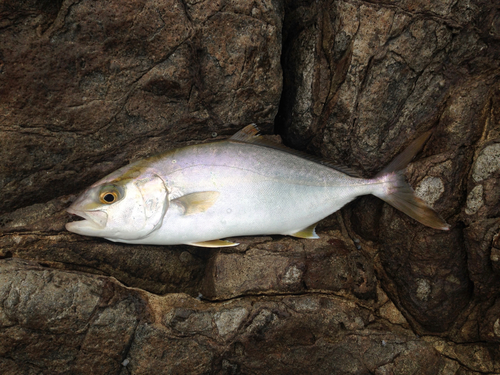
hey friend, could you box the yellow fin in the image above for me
[173,191,220,215]
[189,239,239,248]
[373,131,450,230]
[291,223,320,239]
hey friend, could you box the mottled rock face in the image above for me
[279,0,500,339]
[0,0,282,212]
[1,0,500,373]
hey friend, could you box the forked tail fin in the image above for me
[373,132,450,230]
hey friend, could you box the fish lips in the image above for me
[66,207,108,235]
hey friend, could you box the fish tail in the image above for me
[372,132,450,230]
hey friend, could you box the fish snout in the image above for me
[66,207,109,234]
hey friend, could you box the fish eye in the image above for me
[99,190,118,204]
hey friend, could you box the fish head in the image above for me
[66,172,168,241]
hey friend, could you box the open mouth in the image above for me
[67,207,90,222]
[66,207,108,233]
[66,211,85,223]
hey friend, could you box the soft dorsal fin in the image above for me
[172,191,220,215]
[230,124,362,178]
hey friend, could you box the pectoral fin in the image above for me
[173,191,220,215]
[291,223,320,239]
[189,239,239,248]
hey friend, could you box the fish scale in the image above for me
[66,125,449,247]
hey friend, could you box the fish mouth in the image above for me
[66,207,108,234]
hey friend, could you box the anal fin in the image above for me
[291,223,320,239]
[189,239,239,248]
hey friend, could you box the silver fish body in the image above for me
[66,125,449,247]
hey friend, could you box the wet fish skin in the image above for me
[66,125,449,247]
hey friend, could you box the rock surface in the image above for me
[0,0,282,212]
[1,0,500,373]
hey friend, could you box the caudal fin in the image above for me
[374,132,450,230]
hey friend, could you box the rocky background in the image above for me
[1,0,499,373]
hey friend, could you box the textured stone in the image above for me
[0,259,479,375]
[0,0,283,213]
[278,0,500,339]
[1,0,500,372]
[201,233,376,300]
[472,143,500,182]
[0,259,145,374]
[465,184,484,215]
[415,176,445,207]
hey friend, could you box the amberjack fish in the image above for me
[66,125,449,247]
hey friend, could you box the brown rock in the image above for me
[0,258,146,374]
[0,0,282,212]
[1,259,485,374]
[201,232,376,300]
[1,0,500,373]
[279,0,500,340]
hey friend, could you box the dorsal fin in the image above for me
[229,124,362,178]
[229,124,261,142]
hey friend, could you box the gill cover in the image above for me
[114,174,169,240]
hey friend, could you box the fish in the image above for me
[66,124,449,247]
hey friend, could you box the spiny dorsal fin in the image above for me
[229,124,261,142]
[189,239,239,248]
[172,191,220,215]
[230,124,362,178]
